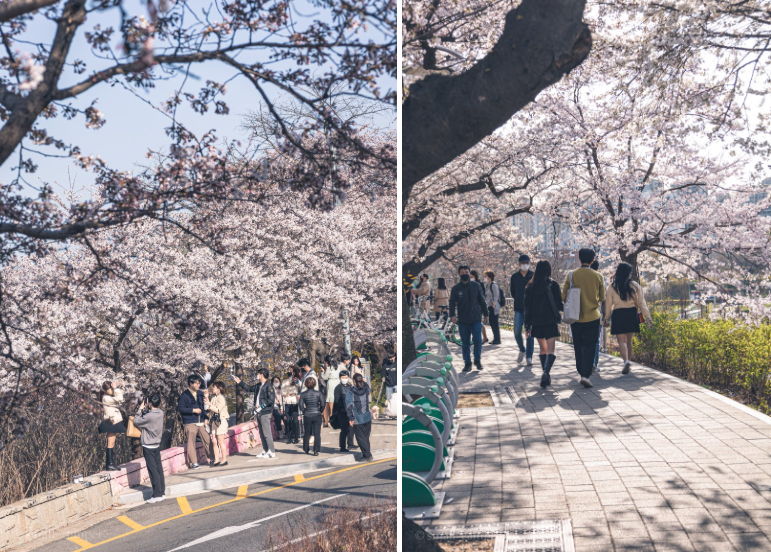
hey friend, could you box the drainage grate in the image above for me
[490,386,520,406]
[427,521,573,552]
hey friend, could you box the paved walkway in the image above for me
[423,333,771,551]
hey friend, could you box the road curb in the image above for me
[116,449,395,505]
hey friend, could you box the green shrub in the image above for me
[634,313,771,413]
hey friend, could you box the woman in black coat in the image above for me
[299,376,326,455]
[524,260,564,388]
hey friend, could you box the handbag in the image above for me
[126,416,141,438]
[562,271,582,324]
[638,312,645,324]
[546,282,562,323]
[209,411,221,424]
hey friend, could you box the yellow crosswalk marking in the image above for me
[116,516,144,530]
[177,497,192,514]
[67,536,94,549]
[236,485,248,499]
[294,474,306,482]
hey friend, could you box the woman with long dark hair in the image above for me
[97,380,126,471]
[433,277,450,321]
[524,260,564,388]
[603,262,652,374]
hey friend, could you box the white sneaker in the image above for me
[517,351,525,362]
[156,495,166,502]
[255,451,268,459]
[526,357,533,366]
[267,451,277,459]
[580,377,593,388]
[146,497,157,504]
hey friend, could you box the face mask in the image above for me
[460,274,470,282]
[273,383,280,388]
[521,264,530,272]
[341,378,349,385]
[483,277,489,284]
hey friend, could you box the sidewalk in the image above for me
[422,333,771,551]
[118,418,396,503]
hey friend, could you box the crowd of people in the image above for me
[96,350,398,504]
[411,248,652,389]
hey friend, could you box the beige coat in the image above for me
[604,281,652,325]
[433,288,450,313]
[414,280,430,298]
[208,393,229,435]
[102,388,124,424]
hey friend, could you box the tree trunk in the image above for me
[235,361,245,424]
[403,292,417,369]
[403,0,591,203]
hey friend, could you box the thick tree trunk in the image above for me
[402,292,417,370]
[403,0,591,203]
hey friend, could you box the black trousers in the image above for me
[338,413,355,449]
[571,318,601,378]
[303,414,322,453]
[488,307,501,343]
[143,446,165,498]
[285,404,299,441]
[353,421,372,459]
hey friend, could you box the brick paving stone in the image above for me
[420,337,771,551]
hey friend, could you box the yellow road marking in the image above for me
[67,536,94,549]
[177,497,192,515]
[294,474,305,482]
[236,485,248,499]
[116,516,144,530]
[70,457,396,551]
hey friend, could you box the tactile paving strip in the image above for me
[427,521,574,552]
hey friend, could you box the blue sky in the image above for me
[3,0,395,198]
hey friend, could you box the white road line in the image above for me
[166,493,349,552]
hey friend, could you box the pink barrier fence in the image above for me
[102,417,278,497]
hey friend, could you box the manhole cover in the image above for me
[427,521,574,552]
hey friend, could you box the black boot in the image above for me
[540,354,556,388]
[539,355,546,369]
[105,448,119,471]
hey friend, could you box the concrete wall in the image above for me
[0,418,275,551]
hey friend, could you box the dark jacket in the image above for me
[299,388,325,416]
[177,389,207,425]
[346,384,372,425]
[333,382,353,419]
[382,358,397,387]
[448,281,487,324]
[510,270,534,313]
[239,379,276,415]
[524,280,564,329]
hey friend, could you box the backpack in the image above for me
[562,271,582,324]
[498,285,506,307]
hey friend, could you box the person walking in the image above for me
[178,374,212,469]
[524,261,564,388]
[470,270,490,344]
[484,270,502,344]
[604,262,652,375]
[433,278,450,321]
[562,248,606,388]
[382,350,397,401]
[333,370,356,451]
[299,376,325,455]
[234,368,277,459]
[346,373,374,462]
[590,259,606,373]
[322,358,342,427]
[97,380,126,471]
[449,265,489,372]
[510,255,535,365]
[133,393,166,502]
[207,381,229,467]
[281,367,302,444]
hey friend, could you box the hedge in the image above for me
[633,313,771,413]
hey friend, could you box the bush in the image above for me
[634,313,771,412]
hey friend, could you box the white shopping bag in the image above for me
[562,271,582,324]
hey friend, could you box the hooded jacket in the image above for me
[382,357,397,387]
[448,280,487,324]
[345,383,372,425]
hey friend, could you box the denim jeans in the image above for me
[513,310,534,357]
[458,321,483,365]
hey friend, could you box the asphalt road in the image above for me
[40,458,396,552]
